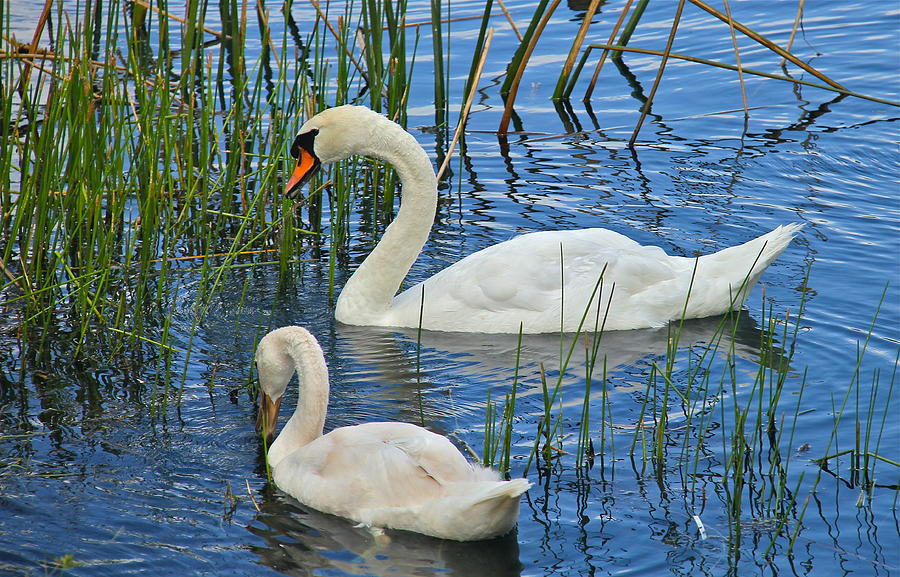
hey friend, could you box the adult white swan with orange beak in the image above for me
[285,105,802,333]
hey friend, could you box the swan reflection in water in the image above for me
[248,492,523,577]
[334,309,786,407]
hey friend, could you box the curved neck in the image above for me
[335,121,438,324]
[266,333,330,468]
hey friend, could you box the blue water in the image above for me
[2,1,898,576]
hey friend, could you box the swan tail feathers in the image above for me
[687,224,803,316]
[402,478,531,541]
[704,224,803,274]
[471,478,533,503]
[356,478,531,541]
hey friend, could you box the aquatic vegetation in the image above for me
[0,0,415,378]
[482,275,898,563]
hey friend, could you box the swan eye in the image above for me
[290,128,319,159]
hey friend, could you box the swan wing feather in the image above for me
[273,422,485,517]
[391,228,685,331]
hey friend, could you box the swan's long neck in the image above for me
[266,331,330,468]
[335,119,438,325]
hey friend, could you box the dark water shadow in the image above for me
[248,492,523,577]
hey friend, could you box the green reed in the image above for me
[500,0,550,100]
[809,285,898,494]
[1,0,435,388]
[429,0,446,132]
[483,326,524,474]
[3,0,537,380]
[5,2,202,404]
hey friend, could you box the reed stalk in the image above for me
[498,0,560,134]
[461,0,494,112]
[627,0,685,146]
[781,0,806,69]
[569,1,899,109]
[551,0,601,101]
[430,0,446,131]
[437,28,493,181]
[687,0,845,91]
[579,0,632,101]
[721,0,748,120]
[573,44,900,108]
[614,0,649,55]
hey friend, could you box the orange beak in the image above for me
[256,392,283,445]
[285,146,321,199]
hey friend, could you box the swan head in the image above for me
[254,325,331,446]
[284,105,400,198]
[255,327,300,444]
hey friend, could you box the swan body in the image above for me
[285,105,802,333]
[255,326,531,541]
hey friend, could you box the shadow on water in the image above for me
[248,492,523,577]
[336,308,784,391]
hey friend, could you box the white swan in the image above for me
[285,105,802,333]
[255,325,532,541]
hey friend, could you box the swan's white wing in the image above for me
[391,228,689,332]
[272,422,483,516]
